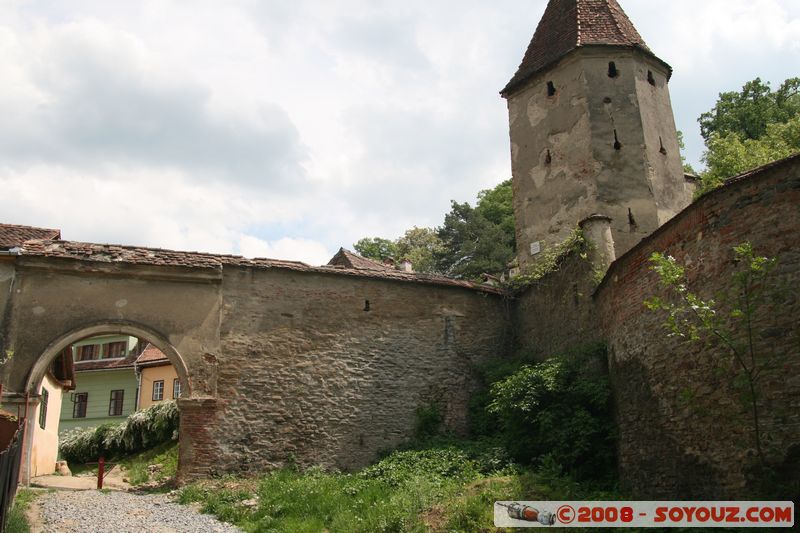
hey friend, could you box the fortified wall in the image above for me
[0,245,509,481]
[2,0,798,500]
[197,264,509,476]
[595,155,800,498]
[512,154,800,498]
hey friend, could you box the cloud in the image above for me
[0,18,307,191]
[0,0,798,260]
[238,235,331,266]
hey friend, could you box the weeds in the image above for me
[120,441,178,486]
[5,489,38,533]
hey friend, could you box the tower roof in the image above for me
[502,0,667,96]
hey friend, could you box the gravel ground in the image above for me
[37,490,243,533]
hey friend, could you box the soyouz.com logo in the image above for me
[493,501,794,528]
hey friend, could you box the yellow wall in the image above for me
[31,374,63,477]
[139,364,180,410]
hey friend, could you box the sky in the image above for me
[1,0,798,265]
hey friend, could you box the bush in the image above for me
[59,400,179,464]
[59,426,102,464]
[487,346,616,481]
[413,403,442,439]
[359,448,480,487]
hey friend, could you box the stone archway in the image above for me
[24,320,191,397]
[18,321,194,485]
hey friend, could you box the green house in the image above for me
[58,335,141,434]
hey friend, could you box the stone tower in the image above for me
[502,0,694,267]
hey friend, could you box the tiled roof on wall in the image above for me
[502,0,658,96]
[15,240,504,294]
[0,223,60,250]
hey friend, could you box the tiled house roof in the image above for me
[135,344,172,368]
[73,350,139,372]
[0,223,60,250]
[327,248,392,271]
[502,0,664,96]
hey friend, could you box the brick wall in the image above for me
[595,155,800,498]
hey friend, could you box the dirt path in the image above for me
[30,464,131,491]
[27,489,242,533]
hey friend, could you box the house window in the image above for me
[76,344,99,361]
[39,389,49,429]
[109,390,124,416]
[103,341,127,359]
[152,381,164,401]
[173,379,182,399]
[73,393,88,418]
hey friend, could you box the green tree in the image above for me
[700,116,800,193]
[645,243,793,466]
[699,77,800,142]
[698,77,800,192]
[354,179,515,279]
[475,179,515,246]
[434,180,516,280]
[677,131,696,174]
[395,227,443,274]
[486,348,615,481]
[353,237,398,263]
[435,201,513,280]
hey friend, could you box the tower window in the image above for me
[613,130,622,150]
[608,62,619,78]
[659,137,667,155]
[628,208,638,232]
[545,149,552,164]
[547,81,556,97]
[647,70,656,86]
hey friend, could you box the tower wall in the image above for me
[507,47,692,267]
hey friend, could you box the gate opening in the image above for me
[21,326,190,489]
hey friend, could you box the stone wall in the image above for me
[595,155,800,498]
[0,252,509,480]
[512,249,601,360]
[200,267,510,475]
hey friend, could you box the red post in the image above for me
[97,457,105,489]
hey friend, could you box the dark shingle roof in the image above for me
[502,0,663,96]
[327,248,392,271]
[0,223,60,250]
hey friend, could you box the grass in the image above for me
[67,462,98,476]
[65,440,179,488]
[176,440,616,532]
[119,440,178,486]
[5,489,39,533]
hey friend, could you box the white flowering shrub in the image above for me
[59,400,179,463]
